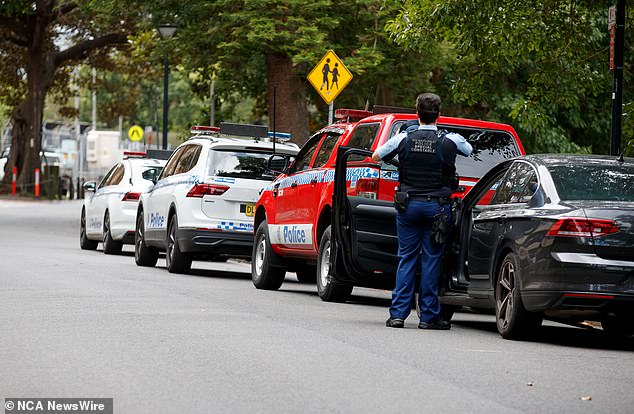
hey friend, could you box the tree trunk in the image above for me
[3,31,54,191]
[266,53,309,146]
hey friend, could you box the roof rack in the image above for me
[372,105,416,115]
[334,109,372,123]
[220,122,268,140]
[146,149,173,160]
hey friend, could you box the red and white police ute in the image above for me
[80,152,166,254]
[251,107,525,301]
[134,123,299,273]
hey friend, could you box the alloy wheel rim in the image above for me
[167,223,175,267]
[497,259,515,330]
[255,236,265,276]
[319,241,330,288]
[135,217,143,260]
[103,214,109,243]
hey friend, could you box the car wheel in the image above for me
[80,208,98,250]
[295,266,317,283]
[166,214,192,274]
[252,219,286,290]
[316,226,352,302]
[135,211,158,267]
[102,211,123,255]
[495,252,543,339]
[601,313,634,337]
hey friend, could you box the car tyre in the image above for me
[495,252,543,339]
[166,214,192,274]
[252,219,286,290]
[296,265,317,283]
[317,226,352,302]
[102,211,123,255]
[80,208,98,250]
[601,313,634,337]
[135,210,158,267]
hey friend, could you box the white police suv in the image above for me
[80,152,166,254]
[134,123,299,273]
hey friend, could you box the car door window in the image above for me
[490,162,535,205]
[312,132,341,168]
[108,164,125,186]
[98,165,117,189]
[159,147,186,180]
[173,145,202,175]
[346,123,380,161]
[289,134,322,173]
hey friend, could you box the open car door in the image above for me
[331,146,399,290]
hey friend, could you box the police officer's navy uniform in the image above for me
[375,124,470,325]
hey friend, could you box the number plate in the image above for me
[243,204,255,217]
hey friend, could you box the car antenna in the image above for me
[617,139,632,162]
[272,86,277,154]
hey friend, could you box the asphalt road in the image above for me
[1,198,633,413]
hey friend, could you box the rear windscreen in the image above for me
[388,122,520,178]
[549,163,634,201]
[207,149,275,181]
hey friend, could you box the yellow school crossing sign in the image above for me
[307,50,353,104]
[128,125,144,142]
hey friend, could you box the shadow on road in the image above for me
[452,318,634,351]
[184,268,252,280]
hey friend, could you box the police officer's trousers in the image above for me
[390,200,451,323]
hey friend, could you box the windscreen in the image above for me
[207,149,275,181]
[550,163,634,201]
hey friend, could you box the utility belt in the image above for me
[394,188,449,211]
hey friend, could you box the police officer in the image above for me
[372,93,472,329]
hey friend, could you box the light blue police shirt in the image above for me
[375,125,472,159]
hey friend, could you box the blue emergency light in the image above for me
[267,132,291,141]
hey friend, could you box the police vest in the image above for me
[397,129,456,193]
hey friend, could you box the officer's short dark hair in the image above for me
[416,93,441,124]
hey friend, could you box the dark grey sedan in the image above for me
[332,151,634,339]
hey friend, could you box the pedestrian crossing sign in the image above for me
[307,50,353,104]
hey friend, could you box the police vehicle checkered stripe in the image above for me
[264,167,387,192]
[216,221,254,232]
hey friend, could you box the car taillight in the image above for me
[546,218,620,238]
[186,184,230,197]
[122,192,141,201]
[354,178,378,199]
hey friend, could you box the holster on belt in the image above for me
[394,188,409,212]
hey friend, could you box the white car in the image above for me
[134,123,299,273]
[80,153,166,254]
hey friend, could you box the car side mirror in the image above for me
[83,181,96,192]
[267,154,290,174]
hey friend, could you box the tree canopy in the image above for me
[387,0,633,154]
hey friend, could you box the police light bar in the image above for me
[334,109,372,122]
[220,122,268,139]
[372,105,416,115]
[191,125,220,135]
[267,131,291,141]
[123,151,146,159]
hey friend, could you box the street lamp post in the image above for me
[158,25,177,150]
